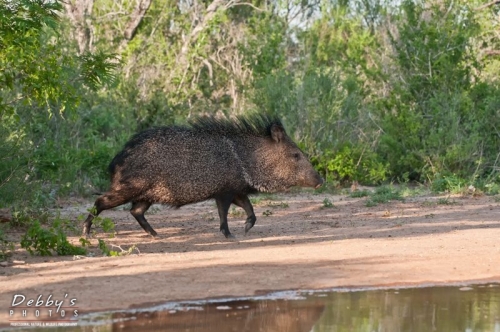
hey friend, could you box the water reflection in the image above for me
[112,299,325,332]
[6,283,500,332]
[110,284,500,332]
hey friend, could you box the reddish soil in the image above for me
[1,190,500,325]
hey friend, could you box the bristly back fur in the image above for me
[187,113,284,137]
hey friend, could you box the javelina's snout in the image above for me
[300,169,324,189]
[310,172,324,189]
[315,177,324,189]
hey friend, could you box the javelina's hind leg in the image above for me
[232,194,256,234]
[130,201,157,237]
[83,192,130,237]
[215,194,235,238]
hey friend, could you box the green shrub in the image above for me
[20,220,86,256]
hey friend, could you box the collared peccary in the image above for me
[83,114,323,238]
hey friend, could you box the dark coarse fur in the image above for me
[83,113,323,238]
[187,113,283,137]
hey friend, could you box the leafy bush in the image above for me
[20,220,86,256]
[312,145,388,185]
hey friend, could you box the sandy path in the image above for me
[1,192,499,324]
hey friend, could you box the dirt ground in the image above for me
[1,189,500,325]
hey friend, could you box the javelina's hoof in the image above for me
[221,230,235,239]
[244,222,254,234]
[82,227,91,239]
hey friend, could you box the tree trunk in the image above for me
[63,0,94,54]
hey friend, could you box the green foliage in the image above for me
[350,190,370,198]
[377,0,498,181]
[262,210,273,217]
[266,201,289,208]
[20,220,86,256]
[11,206,51,228]
[240,12,287,79]
[304,2,378,75]
[98,239,119,257]
[312,145,388,185]
[431,175,468,194]
[98,239,138,257]
[482,183,500,196]
[322,198,335,209]
[0,0,120,208]
[437,197,457,205]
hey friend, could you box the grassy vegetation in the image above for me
[365,187,405,207]
[321,198,335,209]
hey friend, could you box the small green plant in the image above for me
[98,239,118,256]
[420,200,436,207]
[399,185,429,198]
[262,210,273,216]
[20,221,86,256]
[11,207,50,228]
[349,190,370,198]
[322,198,335,208]
[431,175,467,194]
[79,237,91,247]
[267,201,289,208]
[437,197,456,205]
[98,239,139,257]
[482,182,500,196]
[365,186,404,207]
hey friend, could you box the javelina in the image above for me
[83,114,323,238]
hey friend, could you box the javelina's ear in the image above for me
[270,124,285,143]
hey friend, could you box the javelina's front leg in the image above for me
[232,194,256,234]
[215,194,235,238]
[83,192,129,237]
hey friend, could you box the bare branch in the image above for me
[475,0,500,11]
[483,50,500,57]
[171,0,230,88]
[123,0,153,40]
[202,59,214,86]
[61,0,94,54]
[116,0,152,53]
[225,1,265,12]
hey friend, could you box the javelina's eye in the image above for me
[293,153,301,160]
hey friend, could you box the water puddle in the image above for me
[6,283,500,331]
